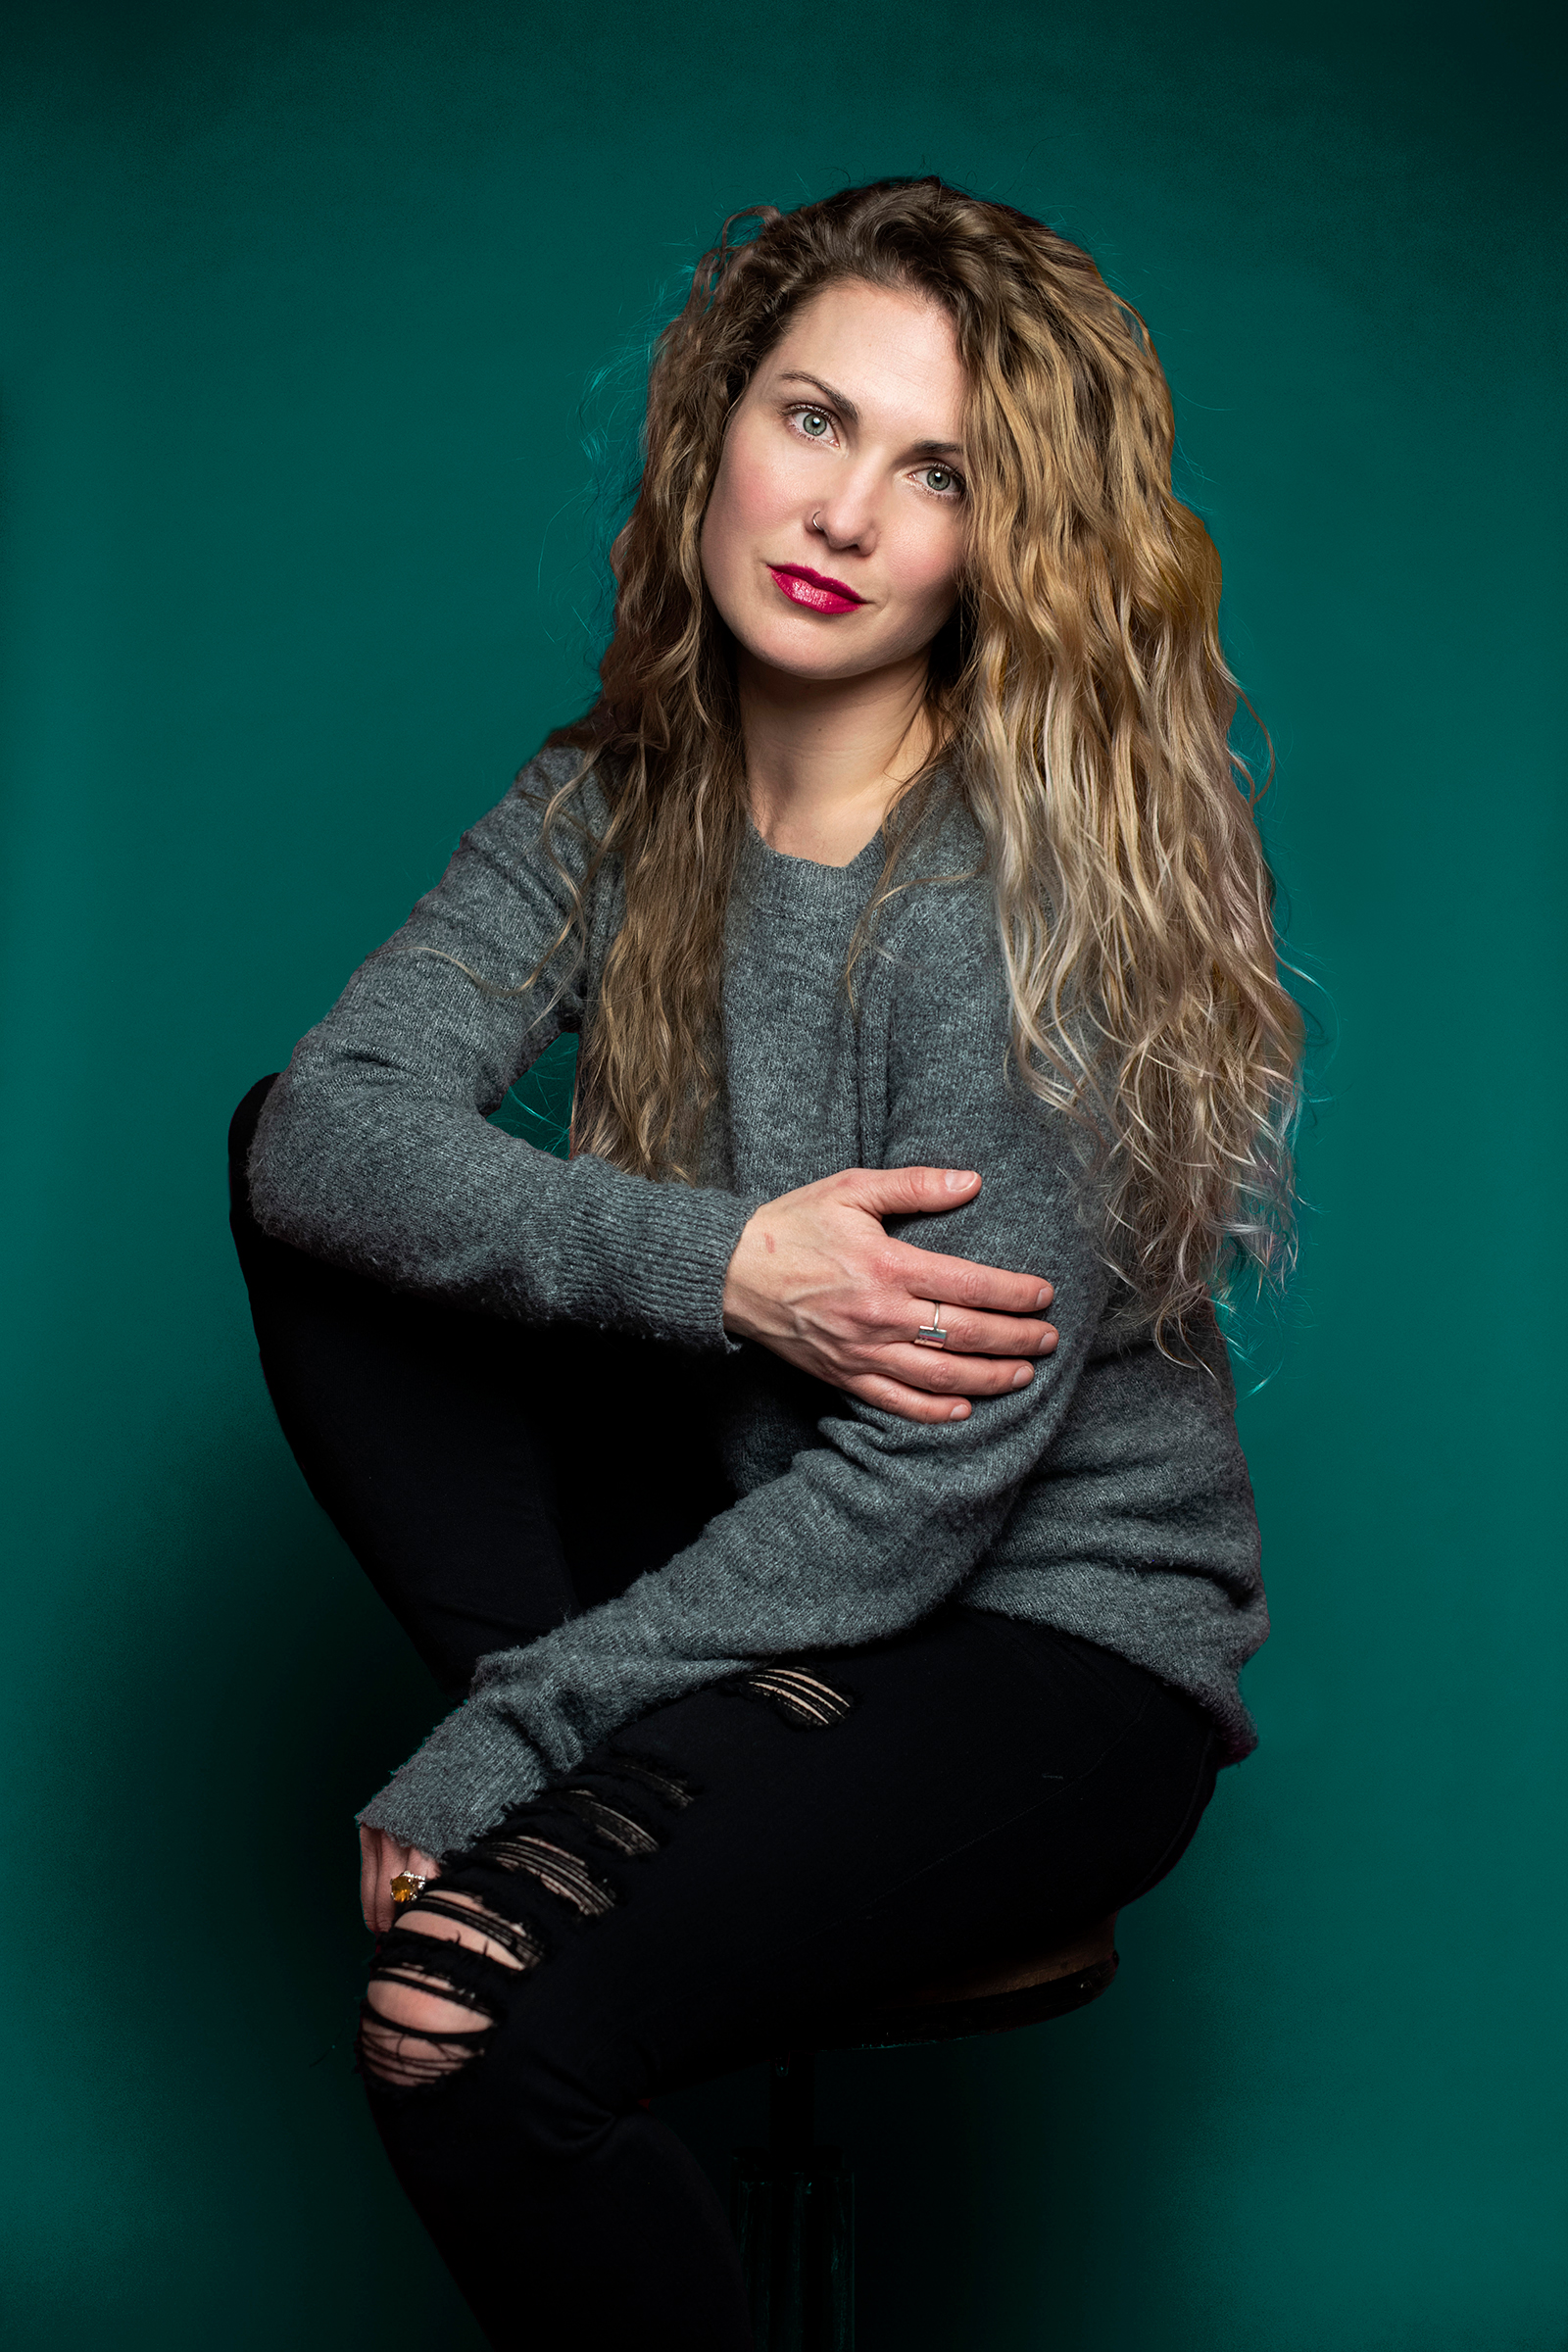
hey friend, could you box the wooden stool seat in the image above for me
[822,1912,1119,2050]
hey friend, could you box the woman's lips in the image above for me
[767,564,865,616]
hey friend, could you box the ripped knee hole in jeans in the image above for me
[358,1667,855,2089]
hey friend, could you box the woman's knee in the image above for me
[359,1886,543,2091]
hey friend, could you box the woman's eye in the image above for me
[799,411,830,438]
[922,466,959,495]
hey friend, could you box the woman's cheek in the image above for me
[736,443,800,532]
[892,550,961,639]
[718,415,787,525]
[889,514,962,599]
[699,479,750,610]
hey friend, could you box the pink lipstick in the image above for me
[767,564,865,616]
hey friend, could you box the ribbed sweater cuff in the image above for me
[355,1702,549,1857]
[562,1160,761,1350]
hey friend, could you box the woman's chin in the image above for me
[730,619,924,691]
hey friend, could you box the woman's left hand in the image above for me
[359,1822,442,1935]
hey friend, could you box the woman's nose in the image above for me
[809,476,879,554]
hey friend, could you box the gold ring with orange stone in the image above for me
[389,1871,427,1905]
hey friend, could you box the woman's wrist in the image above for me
[719,1208,780,1344]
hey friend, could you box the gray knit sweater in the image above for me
[250,748,1266,1855]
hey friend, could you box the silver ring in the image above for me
[914,1300,949,1348]
[810,510,821,530]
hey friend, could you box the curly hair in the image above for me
[535,176,1302,1348]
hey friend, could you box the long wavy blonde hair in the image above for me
[537,177,1302,1347]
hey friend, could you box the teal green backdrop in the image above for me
[3,4,1564,2345]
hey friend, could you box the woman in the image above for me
[233,178,1299,2348]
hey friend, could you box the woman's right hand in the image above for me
[721,1167,1057,1425]
[360,1823,443,1935]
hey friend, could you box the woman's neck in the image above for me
[738,648,935,867]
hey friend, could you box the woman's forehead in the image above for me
[756,281,966,439]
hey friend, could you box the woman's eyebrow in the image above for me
[775,370,964,459]
[777,369,859,423]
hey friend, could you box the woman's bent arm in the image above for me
[250,754,1056,1394]
[357,890,1120,1857]
[250,755,759,1350]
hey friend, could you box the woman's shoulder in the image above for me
[514,738,615,834]
[462,739,615,879]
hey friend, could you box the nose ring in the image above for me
[810,511,821,531]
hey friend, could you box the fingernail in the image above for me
[949,1401,969,1420]
[1011,1365,1033,1389]
[1034,1286,1053,1308]
[945,1170,980,1192]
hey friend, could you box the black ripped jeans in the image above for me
[229,1080,1219,2352]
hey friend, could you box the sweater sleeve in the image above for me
[248,751,758,1348]
[357,881,1120,1856]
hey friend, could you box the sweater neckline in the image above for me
[740,816,885,913]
